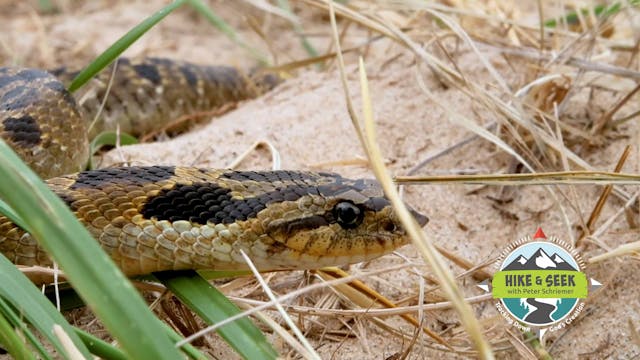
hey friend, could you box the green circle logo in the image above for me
[487,228,595,334]
[498,241,581,326]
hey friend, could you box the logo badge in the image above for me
[480,228,600,337]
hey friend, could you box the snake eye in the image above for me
[333,201,363,229]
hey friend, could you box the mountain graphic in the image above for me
[503,248,577,271]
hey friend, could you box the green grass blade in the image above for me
[0,256,89,359]
[186,0,269,65]
[74,329,127,360]
[90,131,138,154]
[543,1,638,27]
[0,304,36,360]
[276,0,319,59]
[162,323,209,360]
[0,139,183,359]
[89,131,138,169]
[0,199,28,230]
[74,305,208,360]
[155,271,278,359]
[197,269,252,279]
[67,0,187,92]
[0,298,52,360]
[37,0,56,13]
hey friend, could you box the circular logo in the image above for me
[499,241,580,326]
[491,229,589,330]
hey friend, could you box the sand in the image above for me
[1,1,639,358]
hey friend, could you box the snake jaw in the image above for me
[259,189,429,269]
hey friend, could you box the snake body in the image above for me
[1,58,278,178]
[0,166,427,276]
[0,58,427,276]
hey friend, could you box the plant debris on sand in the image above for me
[1,1,639,358]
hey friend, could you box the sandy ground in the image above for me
[2,1,640,359]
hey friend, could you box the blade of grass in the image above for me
[89,131,138,169]
[0,255,91,359]
[576,146,631,248]
[74,329,127,360]
[357,57,494,358]
[238,250,319,359]
[90,131,139,150]
[68,0,268,93]
[0,304,36,360]
[196,269,253,279]
[395,171,640,185]
[327,0,368,153]
[0,298,53,360]
[317,268,451,347]
[37,0,56,13]
[68,0,187,92]
[154,270,278,359]
[0,199,28,230]
[68,307,207,359]
[0,139,183,359]
[176,264,421,345]
[161,323,209,360]
[52,325,85,360]
[277,0,320,59]
[543,1,638,27]
[186,0,268,64]
[589,240,640,263]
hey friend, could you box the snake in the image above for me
[0,57,428,277]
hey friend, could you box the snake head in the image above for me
[247,68,283,94]
[258,173,428,269]
[124,168,427,272]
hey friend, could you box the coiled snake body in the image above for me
[0,58,427,276]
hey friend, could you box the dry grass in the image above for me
[2,0,640,358]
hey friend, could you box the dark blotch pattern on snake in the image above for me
[0,166,428,276]
[1,57,278,178]
[0,58,429,278]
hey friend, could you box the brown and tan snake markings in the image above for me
[0,58,428,277]
[0,66,89,177]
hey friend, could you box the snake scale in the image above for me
[0,57,427,277]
